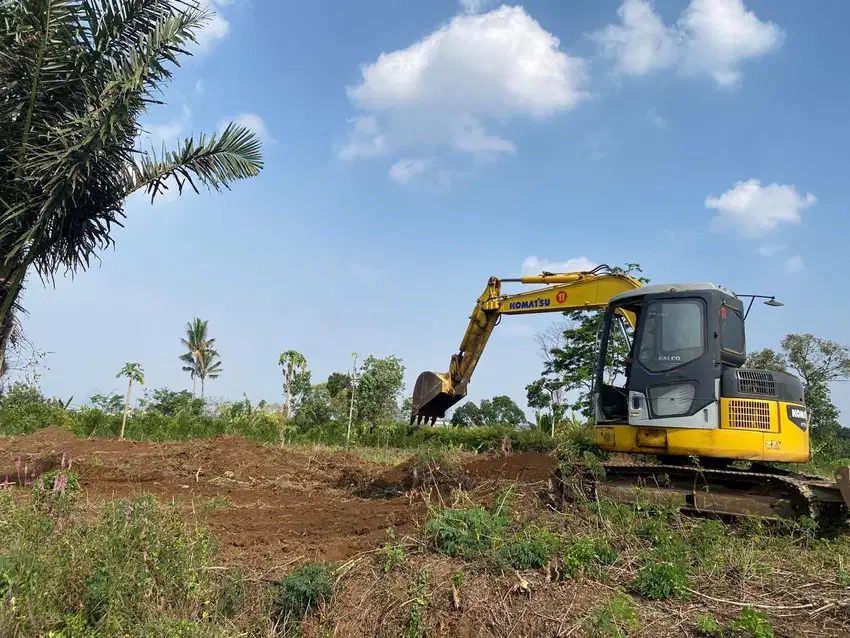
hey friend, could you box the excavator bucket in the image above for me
[410,371,466,425]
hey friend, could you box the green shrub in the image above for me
[215,567,247,620]
[563,538,618,578]
[404,569,429,638]
[495,524,562,569]
[582,590,640,637]
[424,505,508,561]
[632,558,690,599]
[695,614,724,636]
[272,562,335,630]
[730,606,773,638]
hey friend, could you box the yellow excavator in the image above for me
[411,265,850,524]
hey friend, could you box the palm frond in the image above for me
[129,123,264,202]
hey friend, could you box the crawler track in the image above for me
[554,461,850,528]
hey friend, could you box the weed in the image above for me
[582,589,640,637]
[562,538,618,579]
[404,568,429,638]
[694,614,724,636]
[452,569,464,587]
[730,606,773,638]
[495,524,562,570]
[215,567,246,619]
[382,528,406,573]
[631,557,690,599]
[272,562,335,631]
[424,505,508,561]
[198,495,230,513]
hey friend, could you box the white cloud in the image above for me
[339,6,589,177]
[591,0,784,87]
[142,105,191,146]
[347,263,383,286]
[591,0,679,76]
[389,158,431,184]
[785,255,804,273]
[192,0,230,55]
[459,0,495,14]
[757,243,785,256]
[195,79,204,94]
[705,179,816,239]
[521,256,597,276]
[219,112,271,142]
[678,0,785,87]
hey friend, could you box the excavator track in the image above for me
[553,461,850,529]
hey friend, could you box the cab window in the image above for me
[720,306,745,354]
[637,299,705,372]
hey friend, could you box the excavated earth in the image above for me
[2,429,848,638]
[0,429,555,568]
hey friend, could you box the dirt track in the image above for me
[0,428,555,572]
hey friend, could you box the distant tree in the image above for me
[450,396,525,427]
[90,392,124,415]
[450,402,483,427]
[179,318,222,396]
[140,388,204,417]
[355,355,405,432]
[745,348,789,373]
[0,1,263,376]
[116,362,144,440]
[479,395,526,427]
[326,372,351,399]
[540,263,650,418]
[278,350,308,444]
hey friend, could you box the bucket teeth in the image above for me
[409,370,467,427]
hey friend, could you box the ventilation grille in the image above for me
[727,399,772,431]
[736,369,776,396]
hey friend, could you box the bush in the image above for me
[272,562,335,631]
[730,607,773,638]
[582,590,640,637]
[495,524,562,569]
[631,558,690,599]
[563,538,618,578]
[425,505,509,561]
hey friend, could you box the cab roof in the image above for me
[610,282,739,304]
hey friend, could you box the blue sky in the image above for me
[19,0,850,422]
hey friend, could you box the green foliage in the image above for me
[563,538,618,578]
[0,0,263,361]
[180,318,223,395]
[404,569,429,638]
[694,614,724,636]
[355,354,406,429]
[495,524,562,569]
[90,392,124,415]
[451,395,527,427]
[272,562,335,630]
[140,387,205,417]
[582,590,641,637]
[381,528,406,573]
[730,607,773,638]
[0,494,216,635]
[631,558,690,599]
[425,505,509,561]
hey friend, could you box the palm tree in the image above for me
[0,1,264,373]
[278,350,306,445]
[116,362,145,440]
[179,317,221,396]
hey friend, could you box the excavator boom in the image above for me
[410,266,643,425]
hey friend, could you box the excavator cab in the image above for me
[593,283,810,464]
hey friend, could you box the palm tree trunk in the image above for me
[0,261,25,378]
[120,377,133,440]
[280,366,293,447]
[201,376,205,397]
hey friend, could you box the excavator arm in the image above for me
[410,266,644,425]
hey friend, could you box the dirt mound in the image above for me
[461,450,556,483]
[350,455,475,499]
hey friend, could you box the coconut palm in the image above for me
[116,362,145,440]
[179,317,221,396]
[0,0,264,374]
[278,350,306,445]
